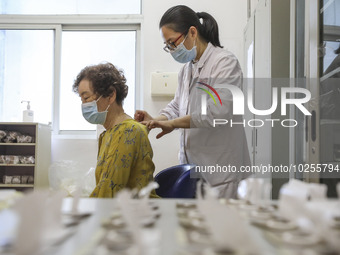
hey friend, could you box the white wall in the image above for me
[51,0,247,176]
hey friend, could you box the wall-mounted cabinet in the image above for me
[0,122,51,191]
[302,0,340,196]
[243,0,290,198]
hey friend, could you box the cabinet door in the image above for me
[254,0,272,168]
[244,14,255,165]
[254,0,271,78]
[304,0,340,196]
[253,79,272,169]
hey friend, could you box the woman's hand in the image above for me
[134,110,153,122]
[142,120,175,139]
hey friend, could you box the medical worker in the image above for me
[135,5,251,198]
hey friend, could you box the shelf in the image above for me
[0,143,35,146]
[0,164,35,167]
[0,122,51,190]
[0,184,34,188]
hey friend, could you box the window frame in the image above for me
[0,15,142,139]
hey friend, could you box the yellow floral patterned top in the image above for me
[90,119,158,198]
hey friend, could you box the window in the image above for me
[0,2,141,136]
[0,29,54,124]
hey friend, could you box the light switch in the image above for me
[151,72,178,96]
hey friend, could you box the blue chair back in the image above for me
[154,164,197,198]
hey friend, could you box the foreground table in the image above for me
[1,197,339,255]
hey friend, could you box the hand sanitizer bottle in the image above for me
[21,101,34,122]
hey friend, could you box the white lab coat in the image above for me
[160,43,251,198]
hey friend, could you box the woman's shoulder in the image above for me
[117,119,148,135]
[102,119,149,146]
[210,45,239,64]
[201,45,242,82]
[196,43,240,72]
[209,46,242,76]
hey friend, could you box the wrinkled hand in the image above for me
[141,120,175,139]
[134,110,153,122]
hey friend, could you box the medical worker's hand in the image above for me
[143,120,175,139]
[134,110,153,122]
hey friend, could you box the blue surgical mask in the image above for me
[81,96,110,125]
[170,36,197,63]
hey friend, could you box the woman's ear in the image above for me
[189,26,198,39]
[108,90,116,104]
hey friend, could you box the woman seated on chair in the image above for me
[73,62,158,198]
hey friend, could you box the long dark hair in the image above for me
[159,5,223,48]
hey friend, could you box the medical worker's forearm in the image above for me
[155,115,169,121]
[172,115,191,128]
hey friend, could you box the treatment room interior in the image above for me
[48,0,339,199]
[0,0,340,253]
[1,0,340,197]
[0,0,339,197]
[51,0,251,192]
[51,0,248,174]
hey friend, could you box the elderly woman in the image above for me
[73,62,157,198]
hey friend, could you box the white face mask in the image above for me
[81,96,110,125]
[170,35,197,63]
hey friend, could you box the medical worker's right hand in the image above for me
[134,110,153,122]
[142,120,175,139]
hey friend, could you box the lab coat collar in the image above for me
[194,42,214,69]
